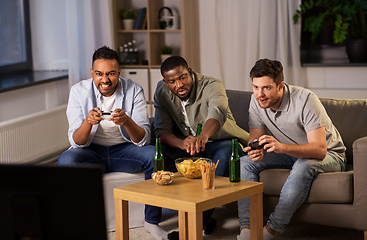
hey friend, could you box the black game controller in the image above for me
[249,140,265,150]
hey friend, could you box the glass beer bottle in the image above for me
[229,138,241,182]
[153,138,164,172]
[194,123,202,157]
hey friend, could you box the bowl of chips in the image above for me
[152,171,174,185]
[175,157,212,178]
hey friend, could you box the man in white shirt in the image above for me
[56,46,168,240]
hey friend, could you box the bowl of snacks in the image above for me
[175,157,212,178]
[152,171,174,185]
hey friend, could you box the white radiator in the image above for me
[0,105,70,164]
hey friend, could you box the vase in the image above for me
[122,19,134,30]
[346,39,367,63]
[161,54,172,63]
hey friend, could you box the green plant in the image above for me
[120,8,136,20]
[293,0,359,44]
[348,0,367,39]
[161,45,173,54]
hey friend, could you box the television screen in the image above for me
[0,164,108,240]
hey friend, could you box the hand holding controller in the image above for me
[249,140,265,150]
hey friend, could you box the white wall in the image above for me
[0,79,68,122]
[198,0,367,100]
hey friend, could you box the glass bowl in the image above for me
[175,157,212,178]
[152,171,174,185]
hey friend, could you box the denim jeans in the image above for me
[162,139,244,227]
[237,151,345,233]
[161,139,244,177]
[56,142,162,224]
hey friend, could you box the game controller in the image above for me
[101,111,113,120]
[249,140,265,150]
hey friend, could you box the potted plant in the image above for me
[293,0,355,45]
[345,0,367,62]
[120,8,136,30]
[160,45,173,63]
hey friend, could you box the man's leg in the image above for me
[238,152,295,230]
[56,144,106,167]
[266,151,345,234]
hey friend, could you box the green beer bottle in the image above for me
[229,138,241,182]
[153,138,164,172]
[194,123,202,157]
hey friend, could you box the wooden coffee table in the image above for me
[114,175,263,240]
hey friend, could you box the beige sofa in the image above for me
[226,89,367,238]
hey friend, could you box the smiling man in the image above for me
[153,56,249,236]
[56,46,168,240]
[236,59,346,240]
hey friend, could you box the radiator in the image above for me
[0,105,70,164]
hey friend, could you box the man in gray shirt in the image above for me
[237,59,346,240]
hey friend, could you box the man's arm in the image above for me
[72,107,102,145]
[159,118,221,155]
[259,126,327,160]
[110,109,145,143]
[187,118,220,155]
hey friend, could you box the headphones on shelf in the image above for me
[159,7,175,29]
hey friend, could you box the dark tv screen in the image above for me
[0,164,107,240]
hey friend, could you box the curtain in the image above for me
[65,0,114,88]
[200,0,306,91]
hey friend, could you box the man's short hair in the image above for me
[160,56,189,77]
[249,58,284,85]
[92,46,119,67]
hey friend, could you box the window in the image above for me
[0,0,32,74]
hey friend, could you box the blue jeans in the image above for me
[162,139,244,227]
[237,151,345,233]
[161,139,244,177]
[56,142,162,224]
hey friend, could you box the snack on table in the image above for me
[152,171,174,185]
[175,158,210,178]
[200,160,219,189]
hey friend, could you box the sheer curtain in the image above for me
[65,0,114,87]
[200,0,306,91]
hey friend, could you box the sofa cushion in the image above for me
[226,90,252,132]
[319,98,367,163]
[259,169,353,204]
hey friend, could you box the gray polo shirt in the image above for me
[249,84,346,160]
[154,72,249,147]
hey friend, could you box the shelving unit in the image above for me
[112,0,200,116]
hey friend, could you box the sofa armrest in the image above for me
[352,136,367,230]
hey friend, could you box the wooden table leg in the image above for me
[187,212,202,240]
[178,211,188,240]
[115,198,129,240]
[249,192,263,240]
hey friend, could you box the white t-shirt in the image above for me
[180,99,196,136]
[92,92,126,146]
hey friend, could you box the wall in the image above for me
[198,0,367,100]
[0,79,69,122]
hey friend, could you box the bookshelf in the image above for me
[112,0,200,116]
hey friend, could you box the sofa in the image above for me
[225,89,367,238]
[105,89,367,238]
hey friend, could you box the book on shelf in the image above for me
[142,11,147,29]
[138,8,146,29]
[135,7,146,30]
[134,8,143,29]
